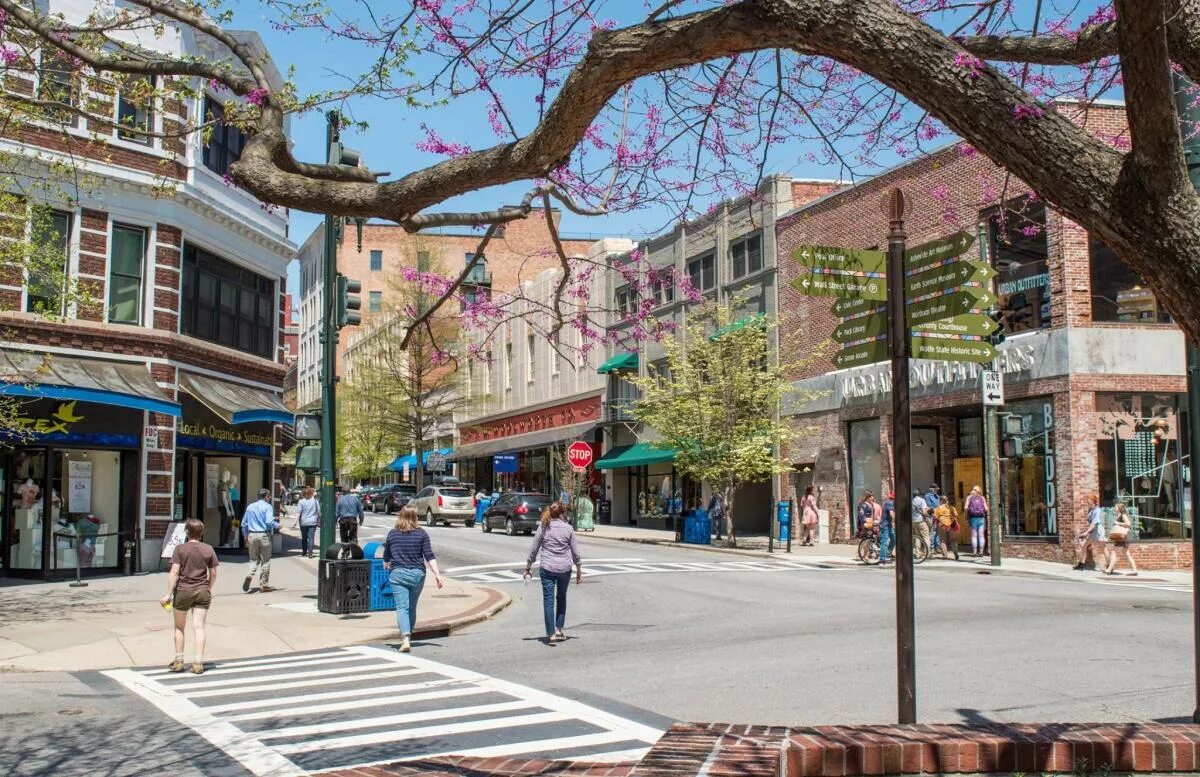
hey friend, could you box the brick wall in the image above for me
[153,225,182,333]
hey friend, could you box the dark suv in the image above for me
[482,492,554,535]
[373,483,418,514]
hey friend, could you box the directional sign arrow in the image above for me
[906,287,992,327]
[905,230,975,272]
[985,391,1003,402]
[832,297,886,319]
[833,313,888,344]
[909,313,999,338]
[791,273,887,300]
[905,260,995,296]
[793,245,887,275]
[833,338,889,369]
[911,335,996,364]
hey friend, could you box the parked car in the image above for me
[408,484,477,527]
[373,483,418,514]
[358,486,382,512]
[481,492,554,535]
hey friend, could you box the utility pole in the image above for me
[884,187,916,724]
[318,111,340,556]
[1171,71,1200,725]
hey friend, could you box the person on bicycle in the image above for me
[910,489,930,550]
[879,491,896,565]
[856,492,875,537]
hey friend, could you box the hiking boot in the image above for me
[168,659,185,673]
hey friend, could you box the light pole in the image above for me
[318,111,340,556]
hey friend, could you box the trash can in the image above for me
[572,497,595,532]
[361,542,393,611]
[777,500,791,542]
[682,510,712,545]
[317,558,371,614]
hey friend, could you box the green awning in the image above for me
[709,313,767,341]
[595,442,676,470]
[597,351,638,374]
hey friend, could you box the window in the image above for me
[108,224,146,324]
[369,250,383,271]
[999,398,1058,538]
[181,243,276,359]
[526,334,535,382]
[615,285,634,316]
[38,51,77,120]
[116,76,154,145]
[202,97,246,177]
[483,349,492,390]
[985,200,1050,334]
[1090,238,1171,323]
[368,291,382,312]
[730,233,762,278]
[550,330,560,376]
[687,253,715,292]
[25,209,71,315]
[504,342,513,391]
[651,269,675,306]
[957,417,982,458]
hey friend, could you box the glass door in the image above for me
[9,449,48,571]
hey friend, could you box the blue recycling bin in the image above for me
[777,500,791,542]
[362,542,394,611]
[475,496,493,529]
[682,510,711,545]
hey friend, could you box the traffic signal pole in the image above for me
[318,111,340,556]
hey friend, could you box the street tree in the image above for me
[630,303,794,548]
[337,367,403,483]
[8,2,1200,350]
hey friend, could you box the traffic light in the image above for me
[329,141,361,169]
[336,274,362,328]
[987,309,1006,346]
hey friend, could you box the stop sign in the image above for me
[567,441,594,471]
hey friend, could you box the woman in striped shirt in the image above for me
[383,506,444,653]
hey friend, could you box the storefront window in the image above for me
[958,418,982,458]
[1095,392,1188,539]
[985,199,1051,334]
[848,418,882,506]
[1090,238,1171,323]
[50,450,121,569]
[999,398,1057,537]
[634,465,682,527]
[9,451,47,570]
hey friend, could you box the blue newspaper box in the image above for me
[475,496,493,528]
[361,542,393,611]
[777,500,791,542]
[683,509,711,545]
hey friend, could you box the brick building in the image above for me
[777,102,1193,569]
[0,11,295,576]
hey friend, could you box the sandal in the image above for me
[167,659,185,673]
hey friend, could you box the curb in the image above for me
[412,584,512,639]
[584,533,852,562]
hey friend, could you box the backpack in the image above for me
[967,494,986,516]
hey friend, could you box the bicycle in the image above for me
[858,527,930,566]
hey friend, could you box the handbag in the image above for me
[1109,523,1130,541]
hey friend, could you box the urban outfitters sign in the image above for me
[841,341,1039,401]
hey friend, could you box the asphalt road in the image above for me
[1,511,1193,776]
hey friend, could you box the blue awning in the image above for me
[0,349,180,417]
[388,448,453,472]
[179,372,292,426]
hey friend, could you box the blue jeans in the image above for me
[878,524,895,562]
[540,569,571,636]
[299,525,315,556]
[389,567,426,636]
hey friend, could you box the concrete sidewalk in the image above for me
[0,532,510,672]
[584,523,1193,586]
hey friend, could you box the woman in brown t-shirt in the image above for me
[160,518,219,674]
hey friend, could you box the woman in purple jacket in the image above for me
[524,502,582,643]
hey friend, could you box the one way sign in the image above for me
[981,370,1004,406]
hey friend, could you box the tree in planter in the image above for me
[630,303,798,548]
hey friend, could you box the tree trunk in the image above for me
[723,485,737,548]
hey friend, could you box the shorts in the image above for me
[968,516,986,530]
[1112,539,1128,548]
[173,588,212,611]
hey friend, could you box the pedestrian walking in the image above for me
[336,487,364,545]
[293,486,320,558]
[910,489,931,549]
[965,485,989,558]
[161,518,218,674]
[1074,493,1105,570]
[856,492,875,537]
[383,506,445,653]
[925,484,942,552]
[524,502,582,644]
[708,493,725,540]
[879,491,896,565]
[933,495,959,560]
[1104,502,1139,576]
[800,485,819,546]
[241,489,279,593]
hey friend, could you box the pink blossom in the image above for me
[956,142,978,158]
[0,48,18,66]
[953,52,985,79]
[1013,104,1044,121]
[416,124,472,157]
[1020,224,1043,238]
[245,87,269,107]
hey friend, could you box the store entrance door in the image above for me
[953,457,984,545]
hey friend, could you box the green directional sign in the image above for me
[911,335,996,364]
[791,273,886,300]
[793,245,887,275]
[905,260,995,296]
[832,297,886,318]
[906,287,993,327]
[910,313,999,338]
[905,230,975,272]
[833,338,889,369]
[833,314,888,344]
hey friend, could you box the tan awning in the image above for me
[449,421,596,461]
[0,349,179,416]
[179,372,292,425]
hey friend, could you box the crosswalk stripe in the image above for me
[166,660,399,691]
[255,699,536,741]
[143,649,359,675]
[183,667,425,699]
[154,653,374,680]
[384,731,650,763]
[204,677,467,715]
[271,710,571,755]
[222,684,489,722]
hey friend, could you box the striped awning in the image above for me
[0,349,180,417]
[179,372,292,425]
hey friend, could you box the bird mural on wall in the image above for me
[53,401,85,424]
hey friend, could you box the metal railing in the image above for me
[602,398,638,423]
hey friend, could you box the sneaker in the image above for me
[554,630,566,642]
[190,662,205,675]
[242,576,251,592]
[168,659,185,673]
[1072,563,1085,570]
[400,636,411,653]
